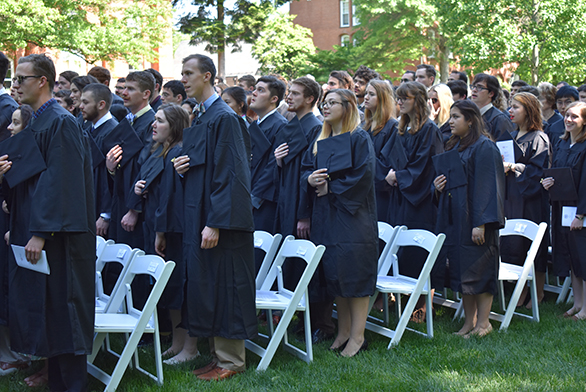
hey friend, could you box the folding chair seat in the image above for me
[88,254,176,391]
[245,235,325,371]
[254,231,283,289]
[365,228,445,348]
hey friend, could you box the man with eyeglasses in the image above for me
[470,73,514,140]
[546,85,579,147]
[0,53,94,391]
[400,70,415,84]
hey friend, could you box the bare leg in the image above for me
[340,297,370,357]
[454,294,476,335]
[526,272,546,309]
[163,309,186,357]
[565,270,582,316]
[467,293,494,337]
[330,297,351,350]
[168,336,199,362]
[25,360,49,387]
[572,279,586,319]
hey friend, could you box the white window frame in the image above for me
[341,34,351,47]
[340,0,350,27]
[352,4,360,26]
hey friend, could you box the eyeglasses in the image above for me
[431,98,438,104]
[400,79,412,83]
[12,75,42,85]
[320,100,343,109]
[470,84,489,92]
[396,96,413,103]
[556,99,575,106]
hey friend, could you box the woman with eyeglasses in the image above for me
[301,89,378,357]
[499,92,551,308]
[363,80,398,223]
[429,84,454,143]
[379,81,444,323]
[433,100,505,337]
[542,101,586,320]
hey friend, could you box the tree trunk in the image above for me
[438,35,450,83]
[217,0,226,78]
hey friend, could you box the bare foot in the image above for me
[463,323,493,339]
[453,324,475,336]
[525,295,544,310]
[25,364,49,387]
[162,347,179,358]
[330,336,350,351]
[562,307,580,318]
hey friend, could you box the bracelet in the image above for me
[576,215,584,221]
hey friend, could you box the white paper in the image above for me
[11,245,50,275]
[496,140,515,164]
[562,206,586,227]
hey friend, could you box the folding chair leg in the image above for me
[529,279,540,323]
[499,280,506,311]
[425,290,433,338]
[557,276,571,304]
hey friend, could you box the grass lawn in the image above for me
[2,294,586,391]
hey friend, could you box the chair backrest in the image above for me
[254,231,283,289]
[260,235,326,298]
[97,245,143,313]
[379,228,446,284]
[499,219,548,271]
[377,223,401,273]
[96,236,113,259]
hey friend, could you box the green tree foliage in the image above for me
[300,45,363,82]
[0,0,172,66]
[251,12,315,80]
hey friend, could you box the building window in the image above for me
[341,34,351,47]
[352,4,360,26]
[340,0,350,27]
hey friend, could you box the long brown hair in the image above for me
[152,103,189,157]
[445,100,491,152]
[562,101,586,144]
[396,82,430,135]
[511,92,543,132]
[363,80,395,136]
[313,89,360,155]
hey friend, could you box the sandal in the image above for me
[0,361,30,376]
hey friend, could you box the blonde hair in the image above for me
[313,89,360,155]
[430,84,453,127]
[363,80,396,136]
[396,82,430,135]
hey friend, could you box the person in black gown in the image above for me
[434,100,505,337]
[542,101,586,321]
[301,89,378,357]
[429,84,454,144]
[545,86,579,149]
[501,92,551,308]
[221,86,250,124]
[470,73,514,141]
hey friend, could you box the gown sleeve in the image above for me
[514,132,551,198]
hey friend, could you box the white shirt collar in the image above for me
[258,108,278,125]
[0,87,7,96]
[94,112,113,129]
[479,103,494,116]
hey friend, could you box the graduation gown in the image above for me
[500,130,551,272]
[545,118,565,150]
[549,138,586,278]
[0,94,18,142]
[367,118,398,223]
[182,98,257,340]
[91,117,118,219]
[249,111,288,234]
[8,102,95,357]
[483,106,515,141]
[435,137,505,295]
[301,128,378,298]
[139,144,185,309]
[439,121,451,145]
[133,109,156,145]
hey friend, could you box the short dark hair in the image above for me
[517,85,539,98]
[257,76,286,106]
[238,75,256,89]
[221,86,248,116]
[19,54,57,91]
[55,89,74,107]
[403,70,416,78]
[556,85,579,101]
[126,71,155,97]
[450,70,468,84]
[146,68,163,92]
[182,98,197,111]
[71,75,99,92]
[472,73,501,102]
[416,64,436,79]
[292,76,321,107]
[447,80,468,99]
[88,66,111,86]
[83,83,113,110]
[117,77,126,83]
[511,80,529,88]
[329,70,354,90]
[163,80,186,101]
[59,70,79,83]
[354,65,380,83]
[0,52,10,83]
[578,84,586,93]
[182,54,216,86]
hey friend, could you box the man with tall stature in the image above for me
[174,54,256,381]
[0,53,94,391]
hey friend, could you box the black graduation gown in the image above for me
[549,138,586,278]
[545,118,565,150]
[8,102,95,357]
[0,94,17,325]
[500,130,551,272]
[139,144,185,309]
[435,137,505,295]
[483,106,515,141]
[249,111,288,234]
[182,98,256,340]
[543,112,563,140]
[367,118,398,223]
[439,121,451,144]
[133,109,156,145]
[91,117,118,219]
[301,128,378,298]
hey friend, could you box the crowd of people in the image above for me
[0,49,585,391]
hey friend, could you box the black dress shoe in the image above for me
[311,329,335,344]
[329,339,348,352]
[338,339,368,357]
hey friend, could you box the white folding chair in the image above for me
[365,228,445,348]
[245,235,325,371]
[254,231,283,289]
[95,243,142,314]
[96,236,113,260]
[494,219,547,330]
[372,223,402,324]
[88,254,175,391]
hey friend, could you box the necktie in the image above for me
[126,112,136,125]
